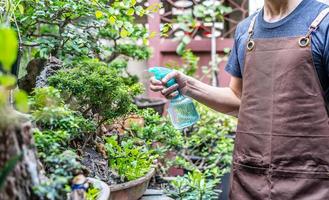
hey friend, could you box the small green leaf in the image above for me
[14,90,29,113]
[143,38,148,45]
[0,74,16,88]
[182,36,191,45]
[127,8,135,16]
[108,16,116,25]
[135,6,145,16]
[0,27,18,72]
[17,4,24,14]
[131,0,136,6]
[223,48,231,54]
[120,28,129,38]
[95,10,103,19]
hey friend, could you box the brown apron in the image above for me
[230,8,329,200]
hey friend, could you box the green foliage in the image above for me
[0,154,22,189]
[15,0,155,60]
[105,135,155,181]
[31,87,91,199]
[174,103,235,172]
[132,108,184,150]
[34,174,71,200]
[48,59,142,127]
[166,103,236,198]
[29,86,63,110]
[166,170,219,200]
[30,87,96,140]
[86,185,100,200]
[33,107,95,138]
[193,1,232,22]
[33,150,81,200]
[109,59,128,70]
[34,129,70,159]
[168,1,232,81]
[116,44,151,60]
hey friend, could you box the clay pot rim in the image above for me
[134,97,167,107]
[87,177,111,200]
[109,168,156,192]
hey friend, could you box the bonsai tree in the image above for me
[48,59,143,129]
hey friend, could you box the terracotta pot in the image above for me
[109,168,155,200]
[87,177,111,200]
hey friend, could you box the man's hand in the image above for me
[149,70,241,115]
[149,70,190,99]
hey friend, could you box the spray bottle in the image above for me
[149,67,199,129]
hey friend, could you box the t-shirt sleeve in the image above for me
[225,27,242,78]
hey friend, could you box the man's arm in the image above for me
[184,76,242,115]
[150,71,242,116]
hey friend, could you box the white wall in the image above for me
[249,0,264,15]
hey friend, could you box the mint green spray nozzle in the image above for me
[148,67,176,88]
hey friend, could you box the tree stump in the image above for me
[0,110,40,200]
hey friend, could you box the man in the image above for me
[150,0,329,199]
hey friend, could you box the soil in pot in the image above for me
[81,147,120,185]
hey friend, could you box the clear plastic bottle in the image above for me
[149,67,199,129]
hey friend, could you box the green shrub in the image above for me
[132,108,184,150]
[29,87,63,110]
[30,87,96,140]
[48,59,143,127]
[105,135,155,181]
[166,170,219,200]
[30,87,93,200]
[33,150,81,200]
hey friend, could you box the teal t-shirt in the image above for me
[225,0,329,101]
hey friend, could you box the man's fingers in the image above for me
[161,83,179,97]
[150,77,163,85]
[150,84,164,92]
[162,71,179,84]
[167,91,179,99]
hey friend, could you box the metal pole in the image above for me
[211,22,219,86]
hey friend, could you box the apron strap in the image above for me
[305,7,329,38]
[305,7,329,115]
[247,14,258,41]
